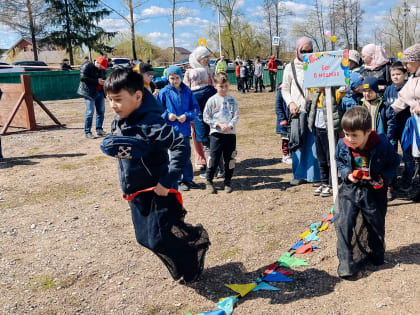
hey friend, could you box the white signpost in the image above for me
[272,36,280,46]
[302,50,351,211]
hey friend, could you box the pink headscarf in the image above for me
[361,44,389,70]
[296,37,313,61]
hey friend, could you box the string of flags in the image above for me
[185,206,336,315]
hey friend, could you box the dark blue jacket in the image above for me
[362,97,396,142]
[335,132,400,184]
[383,81,410,141]
[341,91,363,112]
[275,87,290,135]
[100,90,187,195]
[192,85,217,143]
[157,82,199,137]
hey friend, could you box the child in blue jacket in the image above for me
[100,68,210,283]
[157,66,200,191]
[335,106,400,279]
[341,72,363,112]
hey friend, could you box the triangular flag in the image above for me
[263,263,276,275]
[318,222,329,232]
[263,271,293,282]
[295,244,313,254]
[290,257,309,267]
[203,310,225,315]
[278,252,294,267]
[310,222,322,231]
[275,268,293,276]
[322,214,334,222]
[330,205,335,214]
[253,281,280,291]
[185,312,205,315]
[304,231,320,242]
[291,240,304,250]
[216,296,237,315]
[224,283,257,297]
[300,230,311,239]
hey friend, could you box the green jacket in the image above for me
[307,88,342,133]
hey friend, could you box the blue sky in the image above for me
[0,0,399,52]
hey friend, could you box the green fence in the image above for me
[0,67,283,101]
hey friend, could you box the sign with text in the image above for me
[303,50,350,88]
[272,36,280,46]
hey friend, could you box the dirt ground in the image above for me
[0,88,419,315]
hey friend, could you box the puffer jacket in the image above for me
[307,88,342,132]
[77,62,106,99]
[157,82,199,137]
[392,67,420,115]
[335,131,400,184]
[100,89,187,195]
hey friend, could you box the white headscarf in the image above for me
[189,46,211,69]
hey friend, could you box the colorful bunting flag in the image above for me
[216,296,238,315]
[300,230,311,239]
[310,222,322,231]
[304,231,320,242]
[318,222,329,232]
[295,244,313,254]
[291,240,304,250]
[263,263,276,275]
[322,214,334,222]
[275,268,293,276]
[203,310,226,315]
[225,283,257,297]
[253,281,280,291]
[263,271,293,282]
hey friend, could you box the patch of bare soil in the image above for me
[0,89,419,314]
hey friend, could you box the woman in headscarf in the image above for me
[360,44,392,92]
[183,46,220,176]
[282,37,320,186]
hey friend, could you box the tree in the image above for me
[200,0,241,58]
[45,0,113,64]
[100,0,148,60]
[262,0,274,56]
[168,0,193,63]
[0,0,48,61]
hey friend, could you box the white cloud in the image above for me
[282,1,312,15]
[99,19,128,32]
[175,16,209,27]
[146,32,170,40]
[179,32,195,38]
[142,5,199,17]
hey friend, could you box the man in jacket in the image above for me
[77,56,108,139]
[267,55,278,92]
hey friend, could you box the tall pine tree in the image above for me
[45,0,114,64]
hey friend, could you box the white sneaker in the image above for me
[320,186,332,197]
[313,185,324,196]
[282,155,292,164]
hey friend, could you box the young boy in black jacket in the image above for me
[335,106,400,278]
[100,68,210,283]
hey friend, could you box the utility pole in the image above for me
[403,0,410,50]
[217,0,222,57]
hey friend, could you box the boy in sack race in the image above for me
[100,68,210,283]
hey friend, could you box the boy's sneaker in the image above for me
[199,173,207,179]
[85,132,95,139]
[313,184,324,196]
[282,155,292,165]
[224,184,233,193]
[216,171,225,178]
[206,181,216,194]
[178,183,190,192]
[195,164,206,171]
[387,187,394,201]
[96,129,106,137]
[320,186,332,197]
[185,181,200,189]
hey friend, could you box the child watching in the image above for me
[203,73,240,194]
[157,66,200,192]
[341,72,363,112]
[384,62,414,192]
[335,106,400,278]
[239,61,248,93]
[100,68,210,283]
[308,87,342,197]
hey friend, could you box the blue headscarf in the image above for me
[165,65,183,80]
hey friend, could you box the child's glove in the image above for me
[280,120,288,127]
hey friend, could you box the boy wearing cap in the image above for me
[77,56,108,139]
[135,62,158,95]
[348,50,362,73]
[157,66,201,191]
[341,72,363,112]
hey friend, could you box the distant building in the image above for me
[4,37,66,64]
[155,46,191,65]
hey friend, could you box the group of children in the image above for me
[235,58,265,93]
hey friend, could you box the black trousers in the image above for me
[269,71,277,91]
[335,182,387,275]
[314,127,331,186]
[206,133,236,184]
[255,76,263,92]
[236,76,241,91]
[129,191,210,282]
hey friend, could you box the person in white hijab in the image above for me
[184,46,213,89]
